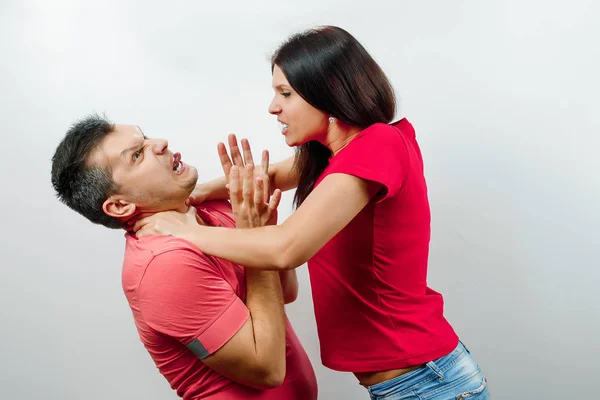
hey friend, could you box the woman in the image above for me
[137,26,489,399]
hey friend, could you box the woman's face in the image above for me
[268,64,330,147]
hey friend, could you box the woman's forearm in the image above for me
[188,224,295,270]
[200,176,229,202]
[189,173,374,271]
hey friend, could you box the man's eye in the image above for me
[133,150,142,161]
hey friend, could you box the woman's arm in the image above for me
[182,171,381,270]
[141,126,406,271]
[269,155,298,193]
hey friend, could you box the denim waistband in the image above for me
[367,341,466,394]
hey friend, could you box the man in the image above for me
[51,114,317,399]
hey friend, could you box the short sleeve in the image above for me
[138,248,249,359]
[324,123,409,200]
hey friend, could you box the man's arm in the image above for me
[140,168,286,389]
[203,165,286,387]
[191,137,299,302]
[201,268,286,388]
[141,247,286,389]
[280,270,298,304]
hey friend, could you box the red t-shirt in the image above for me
[122,201,317,399]
[309,118,458,372]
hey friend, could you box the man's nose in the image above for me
[152,138,168,154]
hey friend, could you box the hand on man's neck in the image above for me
[122,202,204,232]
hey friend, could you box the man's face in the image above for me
[89,124,198,221]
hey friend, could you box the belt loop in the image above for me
[425,361,445,382]
[365,383,375,400]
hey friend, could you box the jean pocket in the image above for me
[456,378,488,399]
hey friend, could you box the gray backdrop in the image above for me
[1,0,598,399]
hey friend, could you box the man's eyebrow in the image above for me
[120,143,142,159]
[136,126,148,138]
[120,135,145,159]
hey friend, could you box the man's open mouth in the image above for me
[172,152,183,174]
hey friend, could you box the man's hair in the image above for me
[51,113,123,229]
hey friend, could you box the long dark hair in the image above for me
[271,26,397,207]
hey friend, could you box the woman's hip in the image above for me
[365,341,489,400]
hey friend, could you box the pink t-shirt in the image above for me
[122,200,317,400]
[309,119,458,372]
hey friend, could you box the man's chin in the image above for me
[183,165,199,191]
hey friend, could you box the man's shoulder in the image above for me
[125,233,206,259]
[122,234,213,281]
[122,234,222,293]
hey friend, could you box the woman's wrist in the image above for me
[204,177,229,202]
[182,224,206,247]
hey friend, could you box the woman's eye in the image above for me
[281,92,291,98]
[133,150,142,161]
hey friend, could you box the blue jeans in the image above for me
[365,342,489,399]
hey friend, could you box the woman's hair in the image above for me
[271,25,396,207]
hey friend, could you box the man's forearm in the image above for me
[200,176,229,202]
[279,270,298,304]
[245,269,286,383]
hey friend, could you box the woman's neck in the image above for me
[322,121,362,155]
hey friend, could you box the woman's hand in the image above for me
[220,134,271,201]
[188,134,291,205]
[133,205,200,239]
[218,133,280,227]
[230,164,281,229]
[220,134,268,178]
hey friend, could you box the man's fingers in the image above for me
[269,189,282,212]
[228,133,244,166]
[133,217,151,233]
[241,138,255,166]
[261,150,270,203]
[133,217,148,230]
[254,176,266,213]
[242,165,254,207]
[261,149,270,175]
[229,166,242,210]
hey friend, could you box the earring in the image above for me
[329,117,335,124]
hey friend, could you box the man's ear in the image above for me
[103,196,137,220]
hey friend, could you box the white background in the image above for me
[1,1,598,399]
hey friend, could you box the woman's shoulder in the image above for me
[357,121,406,143]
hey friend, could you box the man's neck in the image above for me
[122,204,205,233]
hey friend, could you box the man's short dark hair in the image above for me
[51,113,122,229]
